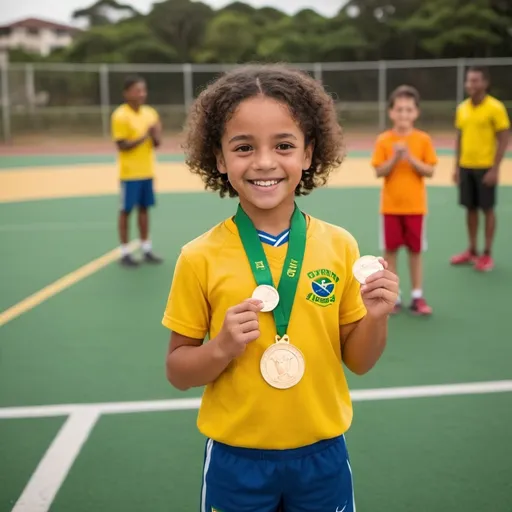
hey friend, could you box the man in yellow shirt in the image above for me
[111,75,163,267]
[451,66,510,272]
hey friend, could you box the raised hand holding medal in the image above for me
[235,203,306,389]
[353,255,399,318]
[216,299,265,359]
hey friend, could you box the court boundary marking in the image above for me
[3,379,512,512]
[0,240,140,328]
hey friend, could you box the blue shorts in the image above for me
[120,179,155,213]
[200,435,355,512]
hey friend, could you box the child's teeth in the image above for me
[253,180,279,187]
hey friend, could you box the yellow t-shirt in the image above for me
[162,214,367,450]
[455,95,510,169]
[111,104,159,181]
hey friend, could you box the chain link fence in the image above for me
[1,58,511,142]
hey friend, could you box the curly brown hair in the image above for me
[182,63,345,198]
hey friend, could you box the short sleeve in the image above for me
[111,112,129,141]
[339,237,367,326]
[161,251,210,340]
[146,106,160,124]
[371,137,387,168]
[422,135,438,165]
[455,106,462,130]
[492,102,511,132]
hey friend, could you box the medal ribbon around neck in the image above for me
[234,203,307,337]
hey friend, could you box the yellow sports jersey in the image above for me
[111,104,159,181]
[162,214,367,450]
[456,95,510,169]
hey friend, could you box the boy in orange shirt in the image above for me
[371,85,437,315]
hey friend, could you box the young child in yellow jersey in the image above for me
[162,64,399,512]
[372,85,437,316]
[111,75,163,267]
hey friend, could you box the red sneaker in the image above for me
[450,250,477,265]
[391,303,402,315]
[409,297,433,316]
[474,254,494,272]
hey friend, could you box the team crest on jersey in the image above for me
[306,268,339,307]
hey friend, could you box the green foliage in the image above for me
[195,12,256,63]
[8,0,512,64]
[395,0,507,57]
[72,0,140,27]
[146,0,214,61]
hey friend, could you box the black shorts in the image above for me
[459,167,496,210]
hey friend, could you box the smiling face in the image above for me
[124,80,147,108]
[216,95,313,219]
[465,70,488,99]
[389,96,419,132]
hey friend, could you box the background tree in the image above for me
[7,0,512,63]
[72,0,140,27]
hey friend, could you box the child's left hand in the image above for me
[394,142,408,159]
[360,258,399,319]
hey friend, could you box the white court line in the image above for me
[1,380,511,420]
[10,409,100,512]
[3,380,512,512]
[0,221,113,232]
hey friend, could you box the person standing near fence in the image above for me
[451,66,510,271]
[111,74,163,267]
[372,85,437,316]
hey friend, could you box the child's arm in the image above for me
[374,153,399,178]
[111,112,150,151]
[149,121,162,148]
[166,299,263,390]
[340,315,388,375]
[149,109,162,148]
[407,155,435,178]
[340,258,398,375]
[373,143,402,178]
[116,134,150,151]
[408,135,437,178]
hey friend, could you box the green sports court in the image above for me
[1,148,511,512]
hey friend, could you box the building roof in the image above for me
[0,17,82,33]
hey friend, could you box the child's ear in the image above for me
[215,149,227,174]
[303,141,314,170]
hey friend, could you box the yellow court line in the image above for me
[0,240,140,328]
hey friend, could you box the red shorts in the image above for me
[380,214,426,253]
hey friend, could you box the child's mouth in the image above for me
[247,179,284,188]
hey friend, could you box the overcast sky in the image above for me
[0,0,345,25]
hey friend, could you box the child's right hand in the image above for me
[216,299,264,359]
[394,142,407,158]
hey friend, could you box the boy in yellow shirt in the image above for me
[161,64,399,512]
[111,75,163,267]
[451,66,510,272]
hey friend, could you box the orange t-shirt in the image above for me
[371,129,438,215]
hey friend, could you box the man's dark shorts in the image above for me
[459,167,496,210]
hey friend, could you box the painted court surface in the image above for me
[1,140,512,512]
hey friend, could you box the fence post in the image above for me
[99,64,110,138]
[25,63,35,114]
[378,60,387,131]
[313,62,322,83]
[183,63,193,115]
[0,58,10,143]
[456,58,465,106]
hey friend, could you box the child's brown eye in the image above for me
[277,143,293,150]
[235,145,252,152]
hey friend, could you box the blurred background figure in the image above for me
[111,74,164,267]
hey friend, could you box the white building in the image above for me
[0,17,80,57]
